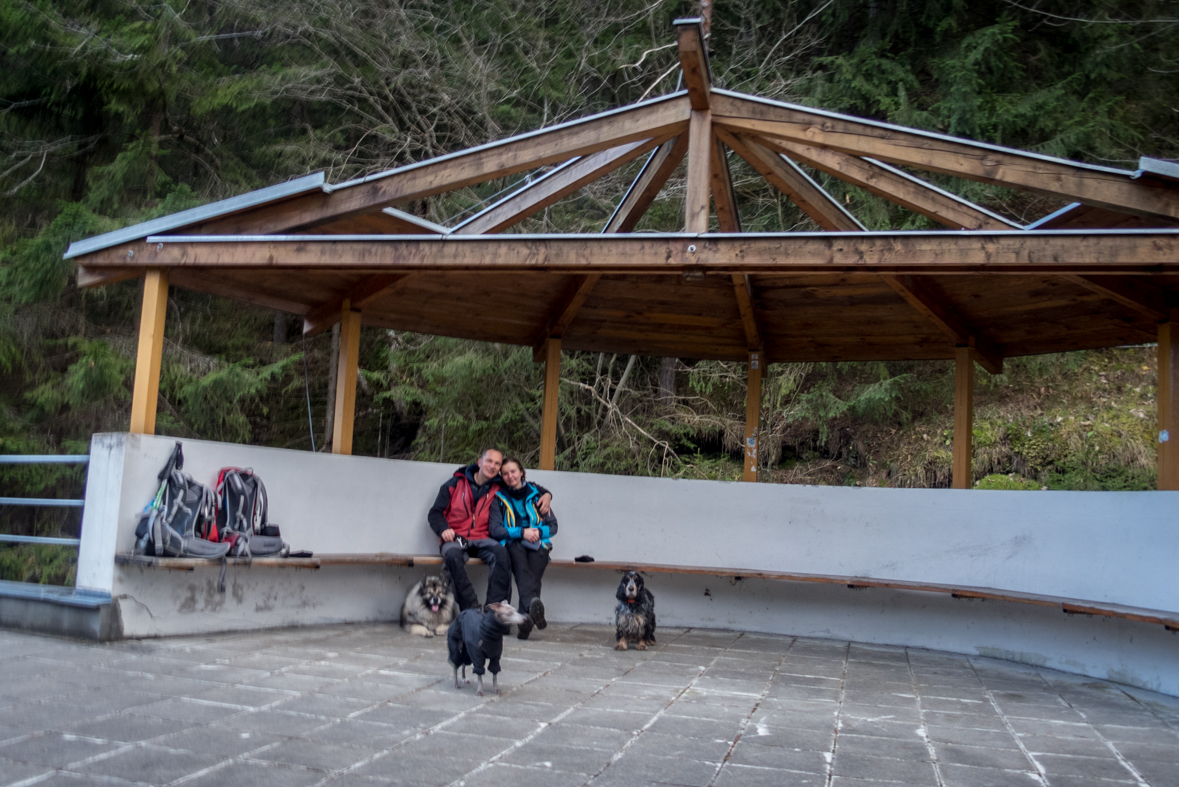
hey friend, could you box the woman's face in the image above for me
[501,462,524,489]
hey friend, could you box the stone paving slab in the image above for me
[1,624,1178,787]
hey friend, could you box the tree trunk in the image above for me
[658,357,676,405]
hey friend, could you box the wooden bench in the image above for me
[115,553,1179,632]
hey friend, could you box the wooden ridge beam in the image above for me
[454,138,661,235]
[711,91,1179,222]
[1062,275,1172,321]
[83,231,1179,275]
[757,136,1017,230]
[185,95,690,236]
[881,274,1002,374]
[675,18,711,110]
[718,130,864,231]
[303,274,412,336]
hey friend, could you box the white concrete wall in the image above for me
[78,433,1179,695]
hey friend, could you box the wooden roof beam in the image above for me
[85,230,1179,275]
[605,135,689,233]
[718,130,864,232]
[316,207,451,235]
[303,274,412,336]
[880,274,1002,374]
[1062,275,1173,322]
[188,95,690,236]
[711,91,1179,222]
[531,274,602,360]
[707,130,765,354]
[675,18,711,110]
[454,138,663,235]
[757,137,1017,230]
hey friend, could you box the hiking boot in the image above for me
[529,598,547,630]
[517,615,534,640]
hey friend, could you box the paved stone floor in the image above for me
[1,624,1177,787]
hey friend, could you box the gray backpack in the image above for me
[134,443,231,560]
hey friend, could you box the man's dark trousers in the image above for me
[441,539,512,611]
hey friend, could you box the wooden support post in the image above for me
[332,301,362,455]
[743,350,763,482]
[1159,317,1178,490]
[540,338,561,471]
[952,347,975,489]
[129,270,169,435]
[685,110,712,233]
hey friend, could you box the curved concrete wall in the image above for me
[79,433,1179,695]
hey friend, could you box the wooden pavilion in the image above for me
[66,20,1179,489]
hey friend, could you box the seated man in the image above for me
[428,448,551,611]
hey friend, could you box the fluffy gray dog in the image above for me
[400,574,459,637]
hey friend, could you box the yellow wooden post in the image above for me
[539,337,561,471]
[129,270,169,435]
[1159,316,1178,490]
[332,301,361,455]
[952,346,974,489]
[743,350,763,482]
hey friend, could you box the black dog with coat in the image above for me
[614,570,656,650]
[447,601,526,696]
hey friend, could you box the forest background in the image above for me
[2,0,1177,584]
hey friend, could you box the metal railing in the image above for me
[0,455,88,546]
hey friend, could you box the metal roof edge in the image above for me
[1024,203,1083,230]
[64,173,327,259]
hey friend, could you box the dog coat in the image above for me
[447,608,510,676]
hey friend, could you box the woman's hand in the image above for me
[536,493,552,516]
[523,528,541,543]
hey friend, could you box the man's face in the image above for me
[478,450,503,480]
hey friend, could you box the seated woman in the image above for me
[488,457,557,640]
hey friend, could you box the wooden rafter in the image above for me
[711,91,1179,222]
[675,18,710,110]
[710,135,741,233]
[531,274,602,360]
[303,275,412,336]
[181,95,691,236]
[92,231,1179,275]
[454,138,662,235]
[1062,275,1172,321]
[758,137,1017,230]
[169,269,311,315]
[880,274,1003,374]
[317,207,451,235]
[605,135,689,233]
[708,130,765,354]
[718,130,863,231]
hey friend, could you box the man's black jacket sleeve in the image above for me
[428,477,458,536]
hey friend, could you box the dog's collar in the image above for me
[626,598,635,604]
